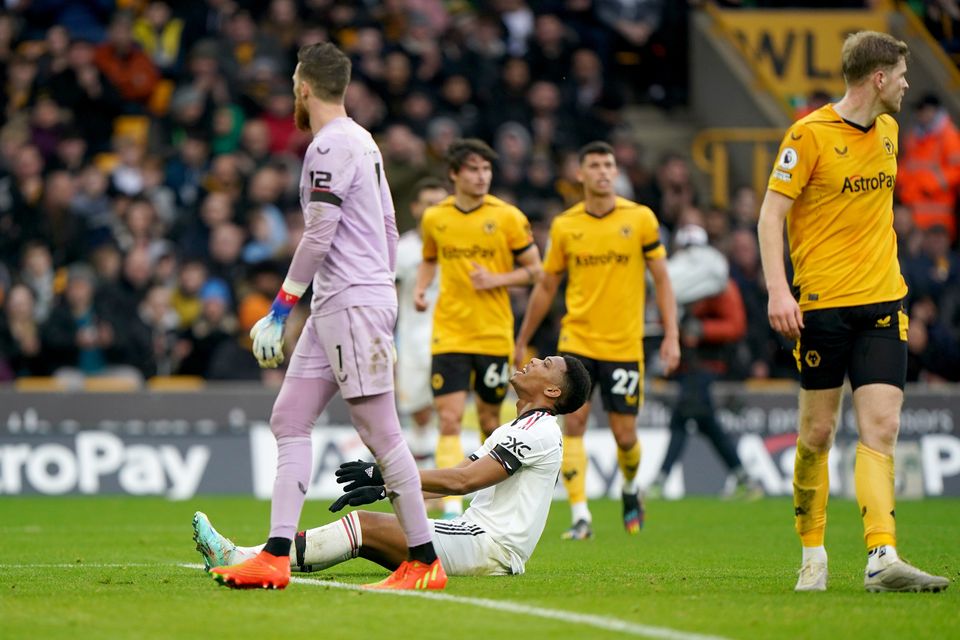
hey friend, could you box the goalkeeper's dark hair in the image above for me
[297,42,351,102]
[446,138,498,173]
[555,355,591,415]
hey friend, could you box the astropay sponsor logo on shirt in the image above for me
[840,171,896,194]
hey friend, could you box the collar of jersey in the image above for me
[511,408,556,425]
[828,104,874,133]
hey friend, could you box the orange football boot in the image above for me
[363,558,447,590]
[210,550,291,590]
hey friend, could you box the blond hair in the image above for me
[841,31,908,86]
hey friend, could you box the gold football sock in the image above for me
[793,440,830,547]
[436,434,464,514]
[617,440,642,493]
[435,434,463,470]
[562,435,587,505]
[855,442,897,549]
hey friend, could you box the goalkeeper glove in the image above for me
[335,460,384,492]
[250,285,301,368]
[329,486,387,513]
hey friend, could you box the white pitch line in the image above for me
[179,563,732,640]
[0,563,167,568]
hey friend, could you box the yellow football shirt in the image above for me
[768,104,907,311]
[542,197,666,361]
[421,195,534,356]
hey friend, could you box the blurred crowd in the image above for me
[0,0,957,387]
[905,0,960,67]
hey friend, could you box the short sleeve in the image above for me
[474,424,555,476]
[767,123,818,199]
[421,208,438,261]
[467,431,496,464]
[506,207,534,254]
[303,142,356,207]
[640,207,666,260]
[542,220,567,274]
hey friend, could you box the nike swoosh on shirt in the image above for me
[318,148,331,154]
[790,132,803,140]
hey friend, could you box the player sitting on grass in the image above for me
[194,355,591,579]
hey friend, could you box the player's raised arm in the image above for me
[757,188,803,340]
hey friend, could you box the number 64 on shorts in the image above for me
[431,353,512,403]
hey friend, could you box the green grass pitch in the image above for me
[1,496,956,639]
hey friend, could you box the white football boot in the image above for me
[794,560,828,592]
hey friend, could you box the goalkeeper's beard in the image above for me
[294,95,311,132]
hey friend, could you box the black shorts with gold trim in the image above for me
[430,352,510,404]
[559,351,643,415]
[794,298,908,391]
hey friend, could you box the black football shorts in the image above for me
[559,351,643,414]
[430,352,511,404]
[794,299,908,391]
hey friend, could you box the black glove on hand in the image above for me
[329,486,387,513]
[335,460,384,492]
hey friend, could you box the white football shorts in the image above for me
[430,518,518,576]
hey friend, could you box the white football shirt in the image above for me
[462,409,562,574]
[395,230,437,363]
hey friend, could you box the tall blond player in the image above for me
[758,31,948,593]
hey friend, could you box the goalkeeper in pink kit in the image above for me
[209,42,445,591]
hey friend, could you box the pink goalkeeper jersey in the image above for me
[293,117,399,315]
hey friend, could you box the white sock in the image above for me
[571,501,592,524]
[622,476,639,495]
[867,545,898,572]
[801,545,827,565]
[231,544,261,565]
[298,511,363,571]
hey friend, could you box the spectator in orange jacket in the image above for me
[94,12,160,106]
[896,93,960,242]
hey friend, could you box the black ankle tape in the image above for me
[408,541,437,564]
[294,531,307,570]
[264,536,292,557]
